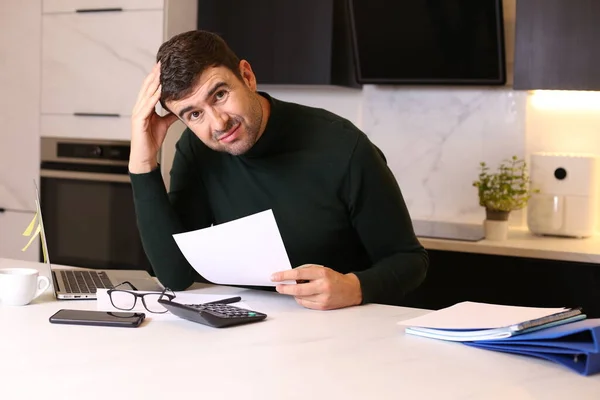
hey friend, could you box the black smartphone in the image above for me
[49,309,145,328]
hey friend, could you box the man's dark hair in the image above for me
[156,30,242,110]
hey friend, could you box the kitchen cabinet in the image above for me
[41,9,163,117]
[514,0,600,90]
[40,115,132,141]
[403,250,600,318]
[0,211,39,262]
[197,0,357,87]
[0,0,40,219]
[40,0,198,141]
[42,0,163,13]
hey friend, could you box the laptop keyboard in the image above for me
[60,270,114,294]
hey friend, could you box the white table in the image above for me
[1,258,599,400]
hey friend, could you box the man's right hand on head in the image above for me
[129,62,179,174]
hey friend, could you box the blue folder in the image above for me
[464,318,600,376]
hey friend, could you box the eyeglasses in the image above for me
[107,281,175,314]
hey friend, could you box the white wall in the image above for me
[526,91,600,156]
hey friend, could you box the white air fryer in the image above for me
[527,152,600,238]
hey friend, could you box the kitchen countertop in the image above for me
[418,227,600,264]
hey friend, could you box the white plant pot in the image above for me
[484,219,509,241]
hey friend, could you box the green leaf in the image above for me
[472,156,537,213]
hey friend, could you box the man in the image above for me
[129,30,428,310]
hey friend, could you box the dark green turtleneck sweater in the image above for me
[130,93,428,306]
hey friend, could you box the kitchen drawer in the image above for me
[40,115,132,141]
[42,9,163,116]
[43,0,163,13]
[0,210,39,262]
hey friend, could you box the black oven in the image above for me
[40,137,151,272]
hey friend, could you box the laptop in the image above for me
[33,181,162,299]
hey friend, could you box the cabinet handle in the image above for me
[75,8,123,13]
[0,208,34,213]
[74,112,121,118]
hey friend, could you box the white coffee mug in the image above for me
[0,268,51,306]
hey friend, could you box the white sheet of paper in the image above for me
[96,289,251,320]
[172,209,293,287]
[397,301,568,330]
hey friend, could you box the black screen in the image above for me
[40,178,151,272]
[49,309,145,327]
[349,0,505,84]
[52,310,143,322]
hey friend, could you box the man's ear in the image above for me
[238,60,257,90]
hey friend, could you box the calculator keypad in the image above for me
[188,303,258,318]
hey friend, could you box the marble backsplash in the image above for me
[362,85,527,224]
[262,84,529,225]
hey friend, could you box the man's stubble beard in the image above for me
[215,93,263,156]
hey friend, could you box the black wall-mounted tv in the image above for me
[348,0,506,85]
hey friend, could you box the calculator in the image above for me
[157,298,267,328]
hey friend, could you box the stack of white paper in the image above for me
[398,302,580,341]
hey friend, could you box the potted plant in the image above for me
[472,156,537,240]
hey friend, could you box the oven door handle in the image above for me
[40,169,130,183]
